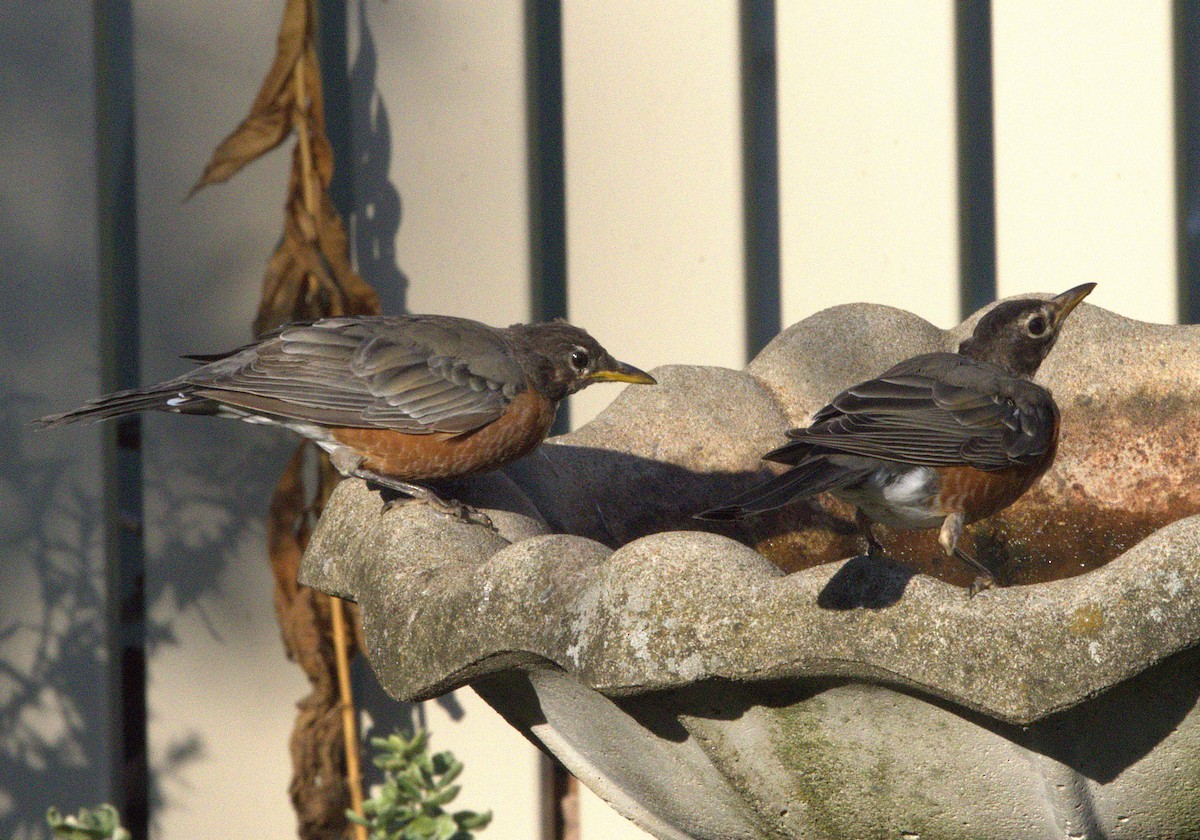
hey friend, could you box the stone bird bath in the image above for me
[300,298,1200,839]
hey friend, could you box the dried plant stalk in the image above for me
[328,595,365,829]
[191,0,378,837]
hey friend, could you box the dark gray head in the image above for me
[506,320,656,402]
[957,283,1095,378]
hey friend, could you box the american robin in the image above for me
[698,284,1095,589]
[38,314,655,516]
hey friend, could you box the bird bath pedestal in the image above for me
[300,299,1200,839]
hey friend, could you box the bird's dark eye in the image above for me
[569,348,590,371]
[1026,314,1048,338]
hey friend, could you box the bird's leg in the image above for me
[939,512,994,595]
[349,468,495,530]
[856,509,885,559]
[327,446,494,527]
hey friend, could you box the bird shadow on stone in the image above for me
[614,678,834,745]
[498,444,776,549]
[815,553,916,610]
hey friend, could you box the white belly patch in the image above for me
[834,465,942,530]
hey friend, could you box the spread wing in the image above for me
[768,353,1057,471]
[183,315,528,434]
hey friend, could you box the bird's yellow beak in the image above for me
[589,361,656,385]
[1050,282,1096,327]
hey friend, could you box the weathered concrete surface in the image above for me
[305,479,1200,725]
[300,298,1200,840]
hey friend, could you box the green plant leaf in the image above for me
[355,728,490,838]
[435,755,464,786]
[433,813,460,840]
[46,804,130,840]
[426,784,461,808]
[456,811,493,831]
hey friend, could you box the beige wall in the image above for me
[562,0,747,429]
[3,1,1185,839]
[778,0,961,329]
[992,1,1176,322]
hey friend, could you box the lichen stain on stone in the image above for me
[769,698,854,840]
[738,392,1200,589]
[1069,604,1105,637]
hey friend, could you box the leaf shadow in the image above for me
[0,387,206,838]
[349,0,406,315]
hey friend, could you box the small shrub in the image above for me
[349,729,492,840]
[46,804,130,840]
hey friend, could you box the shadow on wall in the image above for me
[0,386,113,839]
[0,388,201,839]
[0,391,400,835]
[0,396,462,838]
[350,0,407,316]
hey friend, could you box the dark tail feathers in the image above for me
[696,458,869,521]
[35,383,197,429]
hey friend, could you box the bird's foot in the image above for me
[381,494,495,530]
[941,515,998,594]
[856,511,886,561]
[354,470,496,531]
[952,547,998,596]
[967,573,996,598]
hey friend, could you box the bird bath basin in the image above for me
[300,298,1200,839]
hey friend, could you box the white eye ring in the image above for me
[569,347,590,371]
[1025,314,1049,338]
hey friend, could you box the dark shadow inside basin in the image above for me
[430,434,1198,592]
[498,444,772,548]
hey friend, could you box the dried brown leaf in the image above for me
[314,193,379,316]
[297,52,334,188]
[255,193,378,335]
[291,685,350,839]
[188,105,293,198]
[188,0,312,197]
[255,241,306,336]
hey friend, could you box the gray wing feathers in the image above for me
[187,316,527,433]
[783,357,1055,470]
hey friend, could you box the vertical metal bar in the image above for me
[526,0,572,826]
[525,6,575,830]
[956,0,997,318]
[741,0,781,360]
[1176,0,1200,323]
[526,0,568,432]
[94,1,147,836]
